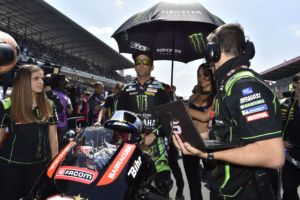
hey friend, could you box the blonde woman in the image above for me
[0,65,58,199]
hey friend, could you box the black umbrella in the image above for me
[112,1,224,85]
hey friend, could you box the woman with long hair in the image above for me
[0,64,58,199]
[183,63,215,200]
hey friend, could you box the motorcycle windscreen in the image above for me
[53,126,117,195]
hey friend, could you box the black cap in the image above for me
[132,50,153,61]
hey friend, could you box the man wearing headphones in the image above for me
[173,23,285,199]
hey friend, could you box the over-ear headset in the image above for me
[204,36,255,63]
[0,43,19,66]
[204,35,220,63]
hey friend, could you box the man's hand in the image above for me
[93,121,101,126]
[144,132,156,146]
[172,134,207,159]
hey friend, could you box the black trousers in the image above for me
[168,142,184,197]
[182,154,203,200]
[282,161,300,200]
[210,183,260,200]
[57,126,69,150]
[0,161,46,200]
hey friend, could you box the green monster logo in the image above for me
[188,33,206,55]
[136,95,148,111]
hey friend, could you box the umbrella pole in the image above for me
[171,60,174,88]
[171,30,175,88]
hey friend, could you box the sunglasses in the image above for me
[134,59,152,66]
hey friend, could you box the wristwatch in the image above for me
[207,152,215,162]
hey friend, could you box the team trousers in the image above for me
[0,161,46,199]
[182,154,203,200]
[282,161,300,200]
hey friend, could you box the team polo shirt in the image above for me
[221,74,282,143]
[0,99,58,164]
[207,57,283,197]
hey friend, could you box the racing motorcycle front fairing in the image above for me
[26,126,153,200]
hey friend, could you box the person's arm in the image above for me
[173,134,284,169]
[66,97,73,115]
[0,101,9,146]
[115,88,128,111]
[48,124,58,158]
[0,128,6,145]
[187,107,211,122]
[94,107,108,125]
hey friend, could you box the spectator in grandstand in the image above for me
[0,31,19,74]
[94,83,122,126]
[281,74,300,200]
[88,81,105,125]
[51,75,73,150]
[0,64,58,199]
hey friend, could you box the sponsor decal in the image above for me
[156,48,182,56]
[215,119,225,125]
[54,166,98,185]
[161,9,203,15]
[143,118,156,128]
[240,93,261,104]
[47,141,76,178]
[172,120,182,135]
[145,91,155,96]
[126,86,136,92]
[241,87,253,96]
[146,88,157,93]
[129,92,138,95]
[73,194,86,200]
[241,104,268,116]
[240,99,265,109]
[246,111,269,122]
[148,84,161,89]
[127,156,142,178]
[188,32,205,54]
[130,41,150,51]
[97,143,136,186]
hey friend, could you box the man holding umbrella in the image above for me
[115,50,174,198]
[173,23,285,199]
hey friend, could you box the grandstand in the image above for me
[0,0,133,88]
[260,56,300,94]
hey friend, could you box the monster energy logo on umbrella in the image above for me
[188,33,205,55]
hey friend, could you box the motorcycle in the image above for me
[26,110,169,200]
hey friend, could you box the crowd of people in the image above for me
[0,21,299,200]
[1,28,124,82]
